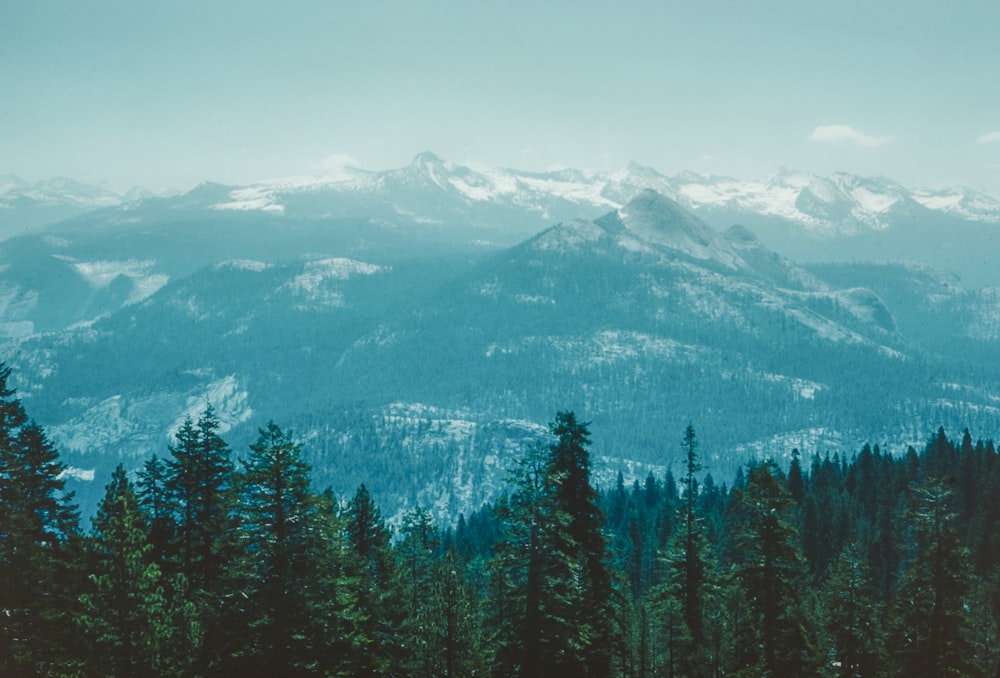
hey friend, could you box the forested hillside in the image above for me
[2,363,998,676]
[12,189,1000,527]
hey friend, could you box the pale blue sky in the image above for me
[2,1,999,197]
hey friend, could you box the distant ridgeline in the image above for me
[2,363,999,675]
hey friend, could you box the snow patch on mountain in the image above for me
[676,278,752,330]
[0,321,34,339]
[0,174,122,208]
[912,187,1000,221]
[515,294,556,305]
[284,258,387,306]
[486,331,709,365]
[517,174,618,208]
[756,372,826,400]
[827,288,895,331]
[851,186,899,213]
[0,282,38,321]
[382,402,478,444]
[64,258,169,305]
[785,307,868,344]
[590,330,695,363]
[169,375,253,437]
[215,259,272,272]
[672,171,925,233]
[50,395,145,455]
[211,185,285,214]
[69,258,150,287]
[731,427,848,463]
[58,467,96,482]
[679,175,813,225]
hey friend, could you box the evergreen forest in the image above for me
[3,362,1000,677]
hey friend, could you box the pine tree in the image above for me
[397,507,441,675]
[490,442,575,676]
[647,424,717,677]
[0,363,81,673]
[418,548,486,676]
[891,474,980,676]
[136,453,173,564]
[227,422,327,675]
[489,413,616,676]
[164,406,235,590]
[300,488,370,675]
[548,411,616,676]
[787,448,805,505]
[730,460,817,676]
[821,542,885,677]
[679,424,707,645]
[76,465,199,677]
[344,482,402,675]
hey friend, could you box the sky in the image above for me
[2,0,1000,197]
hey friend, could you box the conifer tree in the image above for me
[77,465,199,677]
[165,406,235,589]
[490,413,615,676]
[136,453,173,564]
[730,460,817,676]
[891,474,980,676]
[821,542,884,677]
[490,441,576,676]
[397,507,441,675]
[301,488,370,675]
[679,424,707,645]
[345,482,402,675]
[0,364,80,673]
[227,422,328,675]
[548,411,616,676]
[418,548,486,676]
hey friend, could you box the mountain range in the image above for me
[7,152,1000,287]
[4,154,1000,522]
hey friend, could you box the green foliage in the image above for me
[730,460,820,676]
[224,422,346,675]
[890,475,980,676]
[344,482,403,675]
[820,542,885,677]
[7,367,1000,678]
[164,406,236,589]
[488,413,616,676]
[0,363,81,674]
[77,465,200,677]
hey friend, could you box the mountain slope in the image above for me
[0,175,131,238]
[8,191,998,524]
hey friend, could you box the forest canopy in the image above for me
[1,362,998,676]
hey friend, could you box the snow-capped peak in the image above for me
[911,186,1000,222]
[0,174,123,208]
[14,153,1000,238]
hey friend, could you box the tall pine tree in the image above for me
[730,460,817,676]
[490,412,616,676]
[228,422,324,675]
[164,406,235,590]
[77,465,199,677]
[891,474,979,676]
[548,411,616,676]
[0,363,80,673]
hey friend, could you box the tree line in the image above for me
[2,361,1000,676]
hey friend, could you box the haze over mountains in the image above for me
[4,153,1000,521]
